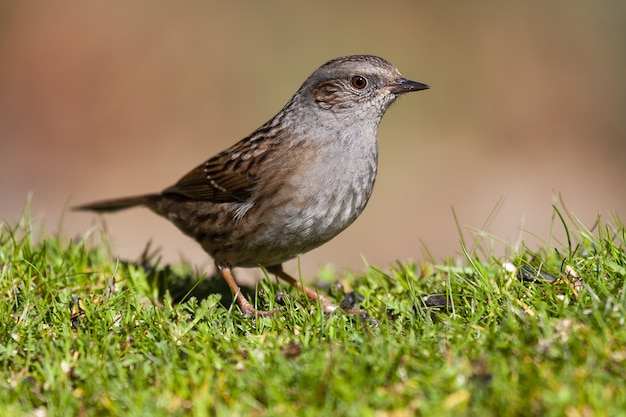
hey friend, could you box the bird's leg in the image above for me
[218,265,275,317]
[267,265,338,314]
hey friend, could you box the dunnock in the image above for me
[76,55,429,316]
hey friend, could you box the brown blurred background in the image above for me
[1,1,625,281]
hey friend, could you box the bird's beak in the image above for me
[388,78,430,94]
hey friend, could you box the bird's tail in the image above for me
[73,194,157,213]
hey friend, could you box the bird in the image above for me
[75,55,429,316]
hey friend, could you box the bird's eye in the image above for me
[350,75,367,90]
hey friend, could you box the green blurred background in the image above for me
[1,1,625,280]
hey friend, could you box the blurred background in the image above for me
[1,1,625,281]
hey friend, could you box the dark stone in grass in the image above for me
[517,265,558,283]
[423,295,448,308]
[338,291,376,324]
[274,291,287,304]
[340,291,364,310]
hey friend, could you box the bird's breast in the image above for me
[260,132,379,246]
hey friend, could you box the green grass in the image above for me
[1,207,625,416]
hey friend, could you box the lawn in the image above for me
[1,206,625,416]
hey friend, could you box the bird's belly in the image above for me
[238,173,375,266]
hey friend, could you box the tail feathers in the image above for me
[73,194,157,213]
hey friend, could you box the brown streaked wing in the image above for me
[162,149,257,203]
